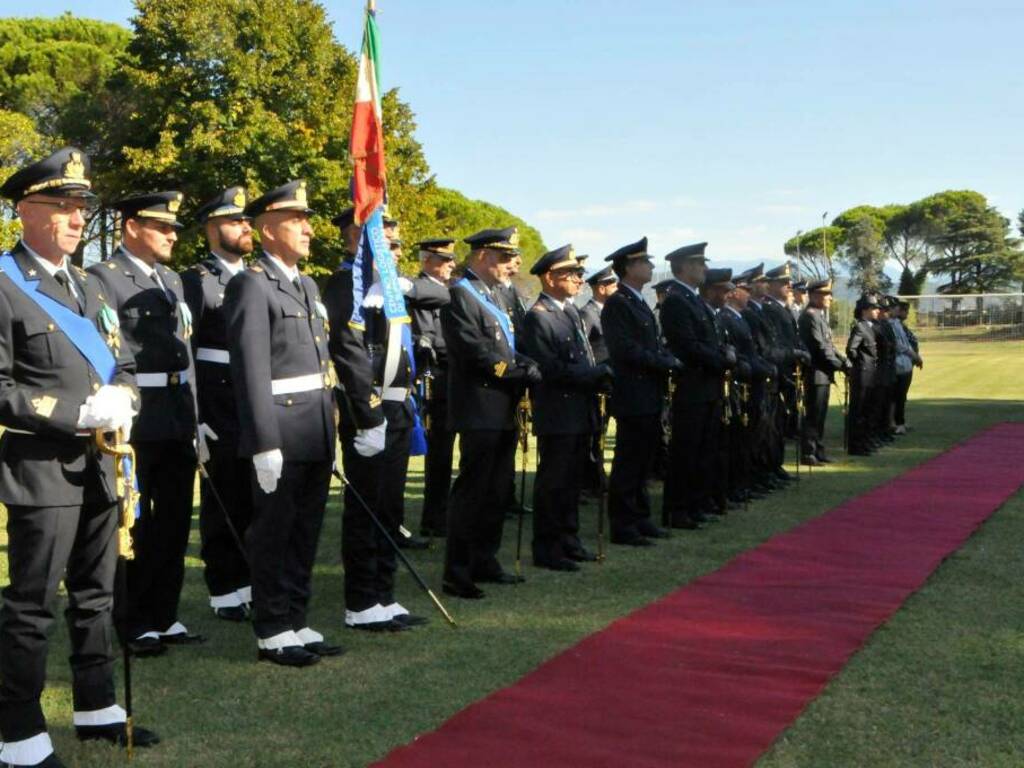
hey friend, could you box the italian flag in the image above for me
[350,3,386,224]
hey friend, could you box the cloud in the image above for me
[754,203,814,215]
[534,199,662,221]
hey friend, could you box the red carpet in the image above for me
[374,422,1024,768]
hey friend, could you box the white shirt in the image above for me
[122,249,157,279]
[724,305,744,320]
[540,292,565,310]
[21,240,81,301]
[265,252,300,283]
[214,254,245,277]
[673,278,701,298]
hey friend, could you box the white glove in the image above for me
[362,282,384,309]
[354,420,387,457]
[78,385,137,436]
[196,423,219,465]
[398,277,413,295]
[253,448,284,494]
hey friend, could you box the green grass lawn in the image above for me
[3,339,1022,767]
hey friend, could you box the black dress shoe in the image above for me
[258,646,320,667]
[347,619,409,632]
[636,521,669,539]
[442,581,486,599]
[775,468,794,482]
[304,641,347,657]
[534,558,580,572]
[610,532,654,546]
[475,571,525,585]
[392,612,429,627]
[36,754,67,767]
[76,722,160,748]
[565,547,598,562]
[816,454,833,464]
[801,455,821,467]
[398,535,430,550]
[161,631,206,645]
[214,605,249,622]
[670,516,701,530]
[127,636,166,657]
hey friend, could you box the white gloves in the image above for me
[78,385,136,437]
[362,279,412,308]
[253,448,284,494]
[196,423,219,465]
[354,420,387,457]
[398,277,413,295]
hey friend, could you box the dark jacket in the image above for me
[762,296,803,368]
[441,269,530,432]
[223,254,335,462]
[798,306,846,385]
[719,306,772,382]
[408,272,451,395]
[520,294,602,436]
[579,297,608,365]
[601,284,669,418]
[873,318,897,386]
[181,255,241,442]
[87,247,196,442]
[0,242,137,505]
[846,319,879,387]
[660,281,727,404]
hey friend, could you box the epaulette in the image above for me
[533,303,548,312]
[249,265,263,273]
[73,265,87,278]
[192,264,209,277]
[106,262,118,270]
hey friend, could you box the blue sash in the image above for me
[457,276,515,351]
[0,253,116,384]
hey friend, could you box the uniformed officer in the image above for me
[0,148,159,766]
[324,209,433,630]
[89,191,204,657]
[601,237,678,546]
[790,280,808,321]
[181,186,254,621]
[440,227,539,598]
[891,299,922,433]
[845,294,880,455]
[520,246,610,571]
[660,243,735,527]
[797,279,850,465]
[873,296,898,444]
[223,180,341,666]
[579,265,617,494]
[409,238,456,539]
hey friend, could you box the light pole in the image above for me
[821,211,829,279]
[795,229,803,276]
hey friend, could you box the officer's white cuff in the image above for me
[257,630,301,650]
[73,704,126,726]
[0,732,54,765]
[295,627,324,644]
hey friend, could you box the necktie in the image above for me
[292,276,310,310]
[54,270,82,314]
[564,303,595,365]
[150,271,173,303]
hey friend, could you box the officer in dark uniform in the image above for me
[660,243,735,527]
[520,246,610,571]
[88,191,204,657]
[846,294,880,455]
[409,238,456,538]
[440,227,540,598]
[600,237,678,546]
[223,180,341,666]
[324,209,433,631]
[579,265,617,494]
[790,280,808,321]
[181,186,254,622]
[872,296,898,444]
[797,279,850,465]
[0,148,160,766]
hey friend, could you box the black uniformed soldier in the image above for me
[440,227,539,598]
[891,300,922,433]
[600,237,677,546]
[579,265,617,494]
[181,186,254,622]
[0,148,159,766]
[790,280,808,321]
[324,210,433,630]
[520,246,610,571]
[223,180,341,666]
[409,238,456,538]
[660,243,735,527]
[846,294,880,455]
[88,191,203,657]
[873,297,898,444]
[797,279,850,465]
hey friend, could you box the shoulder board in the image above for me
[249,265,264,273]
[192,264,209,277]
[73,265,87,278]
[532,303,548,313]
[106,262,118,270]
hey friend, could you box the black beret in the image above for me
[196,186,250,225]
[112,191,185,229]
[530,244,580,276]
[605,237,649,263]
[245,180,313,219]
[1,147,96,202]
[665,242,709,262]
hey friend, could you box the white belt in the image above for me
[196,347,230,364]
[137,371,189,387]
[381,386,409,402]
[4,427,91,437]
[271,373,328,395]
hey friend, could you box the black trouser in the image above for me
[801,383,831,459]
[0,500,118,741]
[199,440,252,600]
[583,414,609,492]
[662,399,720,523]
[375,402,411,603]
[248,460,330,639]
[607,414,660,537]
[893,372,913,426]
[873,381,894,437]
[444,429,516,587]
[849,380,874,451]
[532,433,588,563]
[420,396,455,536]
[127,439,196,638]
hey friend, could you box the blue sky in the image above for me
[13,1,1024,272]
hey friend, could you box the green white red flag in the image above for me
[350,4,386,224]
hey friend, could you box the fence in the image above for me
[897,293,1024,343]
